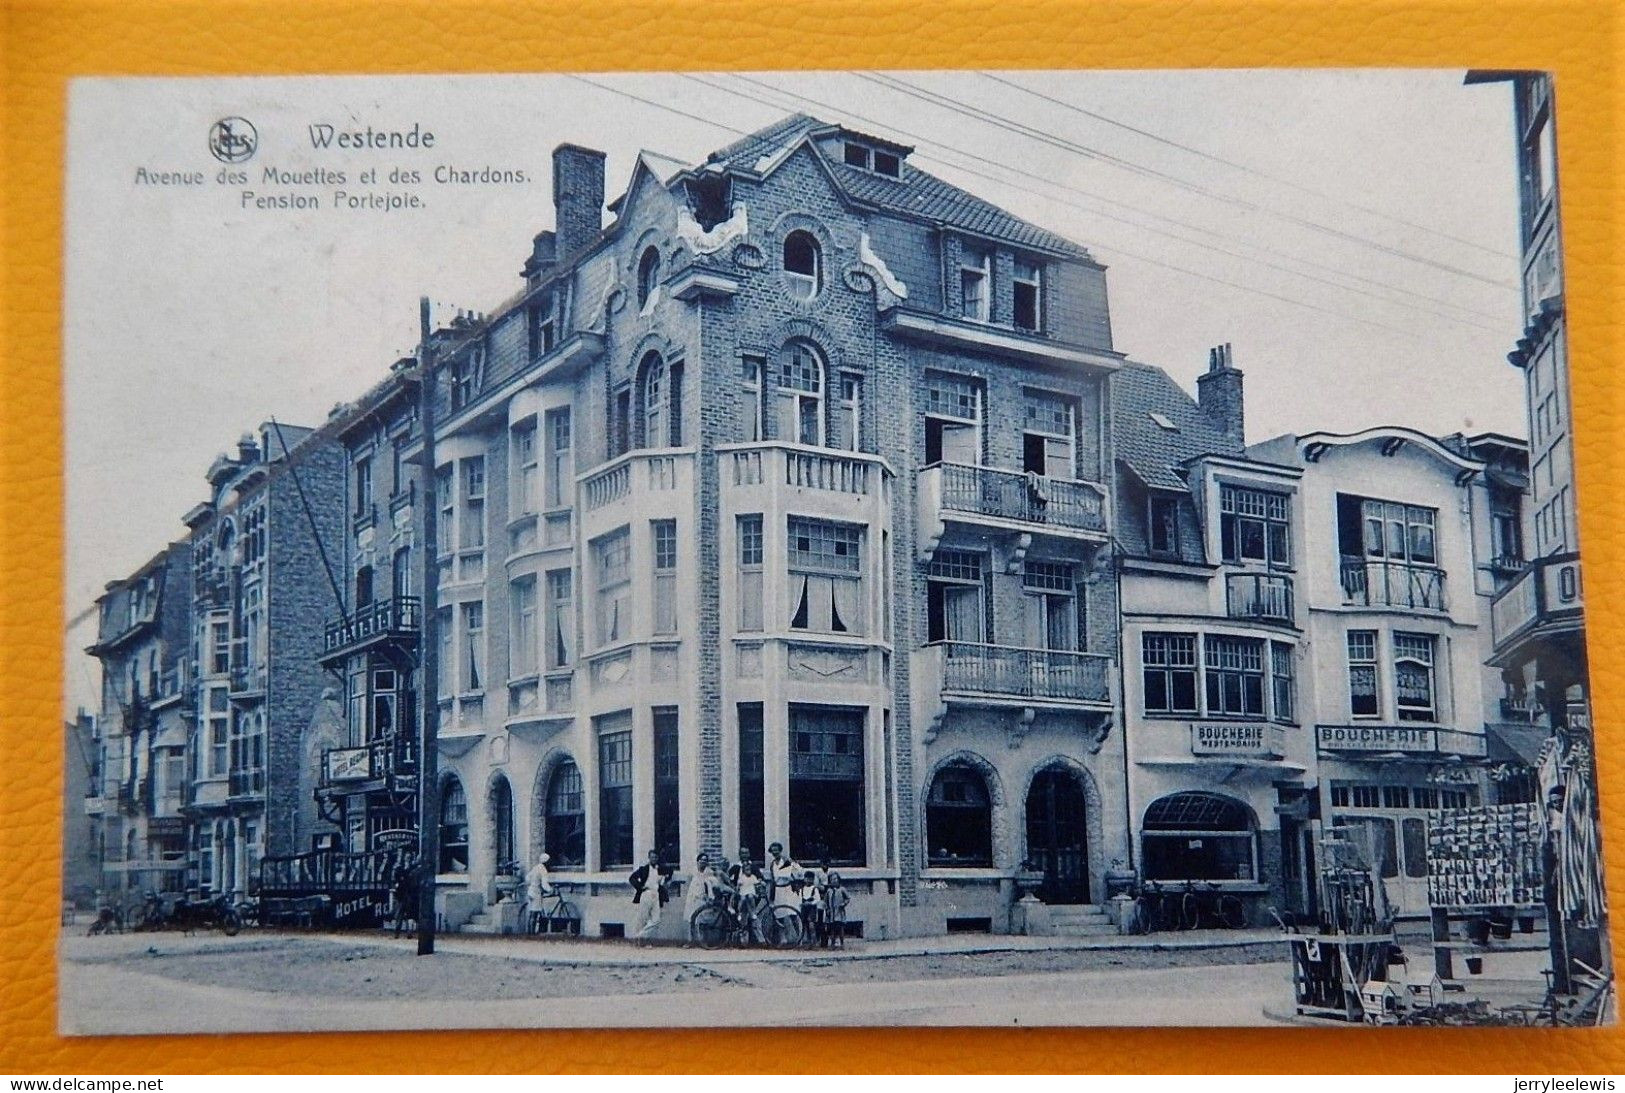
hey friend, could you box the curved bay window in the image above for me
[926,762,993,867]
[490,775,515,874]
[439,776,469,874]
[544,760,585,869]
[1142,792,1257,882]
[783,230,822,300]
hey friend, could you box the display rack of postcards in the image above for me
[1425,802,1546,982]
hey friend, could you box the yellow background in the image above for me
[4,0,1623,1072]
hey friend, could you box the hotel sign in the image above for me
[325,747,372,782]
[1190,722,1281,758]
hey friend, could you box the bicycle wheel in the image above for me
[691,905,728,950]
[1180,892,1200,931]
[1219,895,1246,930]
[769,906,803,948]
[221,910,241,937]
[549,899,581,936]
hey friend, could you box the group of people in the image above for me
[396,841,851,948]
[685,841,850,947]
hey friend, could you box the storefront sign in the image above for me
[1316,725,1487,757]
[1190,722,1278,757]
[325,747,371,782]
[373,830,416,850]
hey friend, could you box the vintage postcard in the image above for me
[59,69,1609,1033]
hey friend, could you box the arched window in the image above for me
[640,351,683,447]
[775,341,824,446]
[926,762,993,867]
[545,760,586,870]
[1142,792,1256,882]
[490,775,515,874]
[783,230,822,300]
[636,246,661,311]
[439,776,469,874]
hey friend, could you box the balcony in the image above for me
[317,734,418,796]
[1225,573,1294,624]
[1315,723,1486,759]
[1490,552,1584,659]
[229,661,267,697]
[579,448,696,539]
[917,462,1107,560]
[1339,557,1446,612]
[934,641,1112,707]
[319,596,422,666]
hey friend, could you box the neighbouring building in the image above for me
[357,114,1131,938]
[179,422,345,897]
[62,708,100,908]
[1467,69,1606,985]
[84,542,194,903]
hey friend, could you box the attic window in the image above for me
[1149,412,1178,432]
[844,141,902,179]
[873,150,901,178]
[844,142,870,169]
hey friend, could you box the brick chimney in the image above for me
[552,144,606,259]
[1196,342,1245,447]
[522,229,557,284]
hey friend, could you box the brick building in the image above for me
[179,422,345,897]
[339,114,1130,938]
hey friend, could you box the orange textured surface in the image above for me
[4,0,1624,1072]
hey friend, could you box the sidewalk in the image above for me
[336,925,1287,966]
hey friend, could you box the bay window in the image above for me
[510,577,537,678]
[788,705,866,867]
[1142,632,1198,715]
[788,517,862,635]
[592,529,631,647]
[543,407,572,509]
[1347,630,1380,718]
[1394,632,1437,721]
[737,515,763,632]
[512,419,538,515]
[545,569,573,669]
[1204,635,1266,717]
[651,519,677,635]
[1220,485,1291,567]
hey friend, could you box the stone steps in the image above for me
[460,911,499,935]
[1044,904,1118,938]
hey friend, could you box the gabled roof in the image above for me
[1112,361,1242,491]
[703,113,1094,260]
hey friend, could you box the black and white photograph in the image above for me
[58,68,1610,1032]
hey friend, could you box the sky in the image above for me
[62,69,1529,711]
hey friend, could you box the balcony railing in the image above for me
[1490,552,1584,650]
[1339,557,1446,612]
[933,462,1107,534]
[321,596,422,659]
[319,734,418,791]
[724,442,887,497]
[937,642,1112,705]
[1225,573,1294,623]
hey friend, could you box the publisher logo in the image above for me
[209,117,258,164]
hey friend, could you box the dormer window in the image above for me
[843,142,870,169]
[873,150,901,178]
[783,231,822,300]
[960,246,991,323]
[1013,258,1043,331]
[843,141,902,178]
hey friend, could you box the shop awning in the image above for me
[1486,721,1550,767]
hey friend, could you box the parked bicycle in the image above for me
[525,889,582,936]
[1126,880,1246,933]
[689,893,802,950]
[85,903,124,936]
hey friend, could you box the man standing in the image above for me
[765,841,804,915]
[685,852,726,942]
[628,849,672,946]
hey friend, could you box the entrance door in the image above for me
[1026,766,1090,904]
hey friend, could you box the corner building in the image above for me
[408,115,1127,937]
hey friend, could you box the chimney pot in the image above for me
[1196,343,1245,447]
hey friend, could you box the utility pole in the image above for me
[415,297,440,957]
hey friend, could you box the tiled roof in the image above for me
[706,113,1094,260]
[1112,361,1242,491]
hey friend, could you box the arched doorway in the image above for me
[1025,765,1090,904]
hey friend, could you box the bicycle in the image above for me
[1173,880,1247,930]
[525,890,582,936]
[689,896,803,949]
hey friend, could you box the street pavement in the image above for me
[59,926,1295,1033]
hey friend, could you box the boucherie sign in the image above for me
[1191,722,1272,756]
